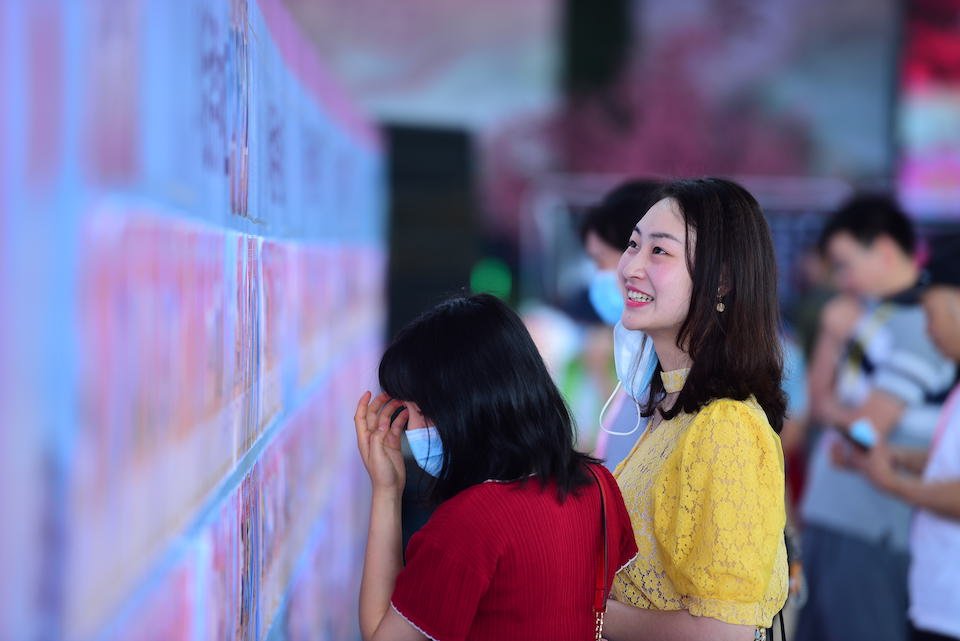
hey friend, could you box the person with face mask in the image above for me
[601,178,790,641]
[579,180,662,468]
[354,294,638,641]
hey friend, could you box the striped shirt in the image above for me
[801,293,957,549]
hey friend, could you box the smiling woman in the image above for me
[603,178,789,641]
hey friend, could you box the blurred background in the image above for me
[1,0,959,639]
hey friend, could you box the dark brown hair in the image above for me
[640,178,786,432]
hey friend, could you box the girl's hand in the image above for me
[355,391,408,492]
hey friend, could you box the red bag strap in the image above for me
[585,464,609,614]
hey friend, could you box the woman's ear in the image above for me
[403,402,428,429]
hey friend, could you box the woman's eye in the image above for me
[627,239,638,249]
[652,246,668,255]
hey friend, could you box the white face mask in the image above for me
[598,321,658,436]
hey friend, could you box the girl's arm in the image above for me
[861,441,960,520]
[359,487,406,640]
[355,392,426,641]
[808,295,860,423]
[888,476,960,520]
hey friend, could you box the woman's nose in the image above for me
[620,250,647,279]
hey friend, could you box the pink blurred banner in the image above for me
[897,0,960,217]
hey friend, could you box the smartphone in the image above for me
[839,418,877,451]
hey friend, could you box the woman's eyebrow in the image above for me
[632,227,682,244]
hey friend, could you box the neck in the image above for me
[651,334,692,372]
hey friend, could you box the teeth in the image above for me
[628,291,653,302]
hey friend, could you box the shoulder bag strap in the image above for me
[585,464,609,641]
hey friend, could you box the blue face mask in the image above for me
[588,270,624,326]
[598,321,658,435]
[406,426,443,477]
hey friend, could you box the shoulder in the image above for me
[429,481,510,524]
[680,398,782,465]
[872,306,956,394]
[424,478,558,535]
[880,304,934,349]
[884,301,921,326]
[687,397,772,436]
[410,483,513,563]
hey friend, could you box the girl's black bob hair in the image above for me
[379,293,597,504]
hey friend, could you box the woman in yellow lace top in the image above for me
[602,178,789,641]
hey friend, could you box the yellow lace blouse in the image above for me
[612,387,788,627]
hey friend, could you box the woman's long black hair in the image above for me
[640,178,787,432]
[379,294,597,504]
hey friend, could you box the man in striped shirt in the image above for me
[796,195,957,641]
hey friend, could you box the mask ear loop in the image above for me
[598,380,643,436]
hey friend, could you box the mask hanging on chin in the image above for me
[598,321,658,436]
[588,270,625,326]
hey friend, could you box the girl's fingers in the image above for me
[355,392,409,473]
[354,391,373,451]
[366,392,396,431]
[378,399,404,431]
[354,391,372,424]
[385,408,408,449]
[367,392,392,418]
[390,407,409,434]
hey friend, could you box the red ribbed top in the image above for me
[391,463,637,641]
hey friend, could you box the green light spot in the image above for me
[470,258,512,300]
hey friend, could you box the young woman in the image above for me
[355,294,637,641]
[602,178,789,641]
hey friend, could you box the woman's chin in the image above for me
[620,318,647,332]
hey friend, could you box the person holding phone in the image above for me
[797,196,957,641]
[853,244,960,641]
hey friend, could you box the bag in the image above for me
[586,465,609,641]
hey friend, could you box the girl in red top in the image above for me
[355,294,637,641]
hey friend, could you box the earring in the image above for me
[716,291,725,313]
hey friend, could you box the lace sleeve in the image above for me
[652,399,788,625]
